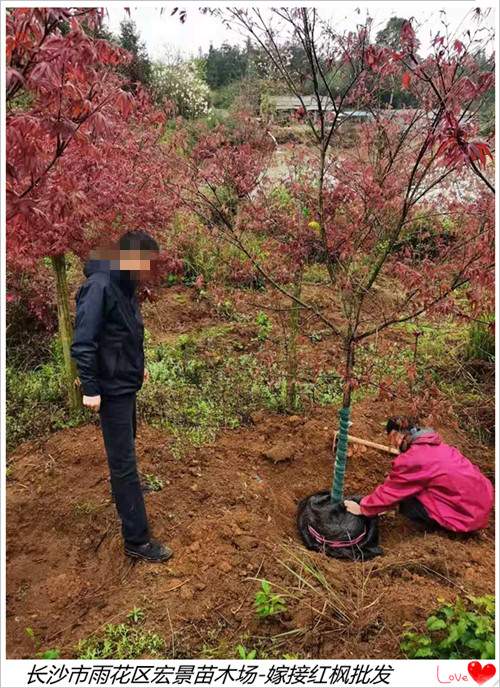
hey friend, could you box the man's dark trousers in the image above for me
[99,393,149,546]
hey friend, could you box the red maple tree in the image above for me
[170,8,495,501]
[6,8,178,409]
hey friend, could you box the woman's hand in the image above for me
[83,395,101,412]
[388,430,405,450]
[344,500,362,516]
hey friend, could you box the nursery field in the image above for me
[6,281,495,660]
[6,5,496,664]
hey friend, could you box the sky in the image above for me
[104,2,496,61]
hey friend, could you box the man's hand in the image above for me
[344,500,362,516]
[83,395,101,412]
[143,368,150,383]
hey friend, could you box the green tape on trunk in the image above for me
[331,406,350,503]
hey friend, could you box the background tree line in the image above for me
[97,16,493,130]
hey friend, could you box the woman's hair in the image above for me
[386,416,420,452]
[119,230,159,253]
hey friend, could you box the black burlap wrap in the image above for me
[297,491,383,561]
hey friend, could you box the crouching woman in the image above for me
[345,417,494,533]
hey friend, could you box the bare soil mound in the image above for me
[6,400,494,659]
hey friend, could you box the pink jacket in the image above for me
[360,432,494,532]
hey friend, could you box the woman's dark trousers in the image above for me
[399,497,441,530]
[99,393,149,546]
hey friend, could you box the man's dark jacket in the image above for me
[71,260,145,397]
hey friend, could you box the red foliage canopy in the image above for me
[6,8,177,275]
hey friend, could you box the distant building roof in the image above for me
[267,96,427,123]
[271,95,335,111]
[269,95,373,118]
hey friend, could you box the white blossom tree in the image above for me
[150,60,210,118]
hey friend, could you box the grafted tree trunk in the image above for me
[331,339,355,502]
[51,254,80,412]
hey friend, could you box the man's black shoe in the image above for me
[125,540,173,562]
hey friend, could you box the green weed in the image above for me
[25,627,60,659]
[236,644,258,659]
[400,595,495,659]
[214,299,237,320]
[38,649,61,659]
[255,311,272,342]
[300,369,345,407]
[199,637,232,659]
[127,607,146,624]
[142,474,164,492]
[255,580,287,619]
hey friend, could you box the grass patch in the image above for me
[199,634,301,660]
[6,339,91,451]
[139,334,351,456]
[139,336,274,456]
[302,264,330,284]
[465,315,495,363]
[73,500,105,518]
[353,318,494,445]
[406,319,494,444]
[76,623,165,659]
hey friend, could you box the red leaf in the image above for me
[436,139,453,158]
[401,72,411,89]
[469,142,493,167]
[6,67,25,90]
[91,111,111,136]
[116,89,134,117]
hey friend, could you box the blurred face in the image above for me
[388,430,405,449]
[119,249,157,277]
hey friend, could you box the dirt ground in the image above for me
[6,285,496,659]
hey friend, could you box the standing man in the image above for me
[71,230,172,562]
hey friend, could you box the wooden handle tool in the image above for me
[333,431,399,456]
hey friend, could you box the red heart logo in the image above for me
[468,662,496,686]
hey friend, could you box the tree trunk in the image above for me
[318,144,336,285]
[51,254,80,413]
[331,340,355,503]
[285,272,303,412]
